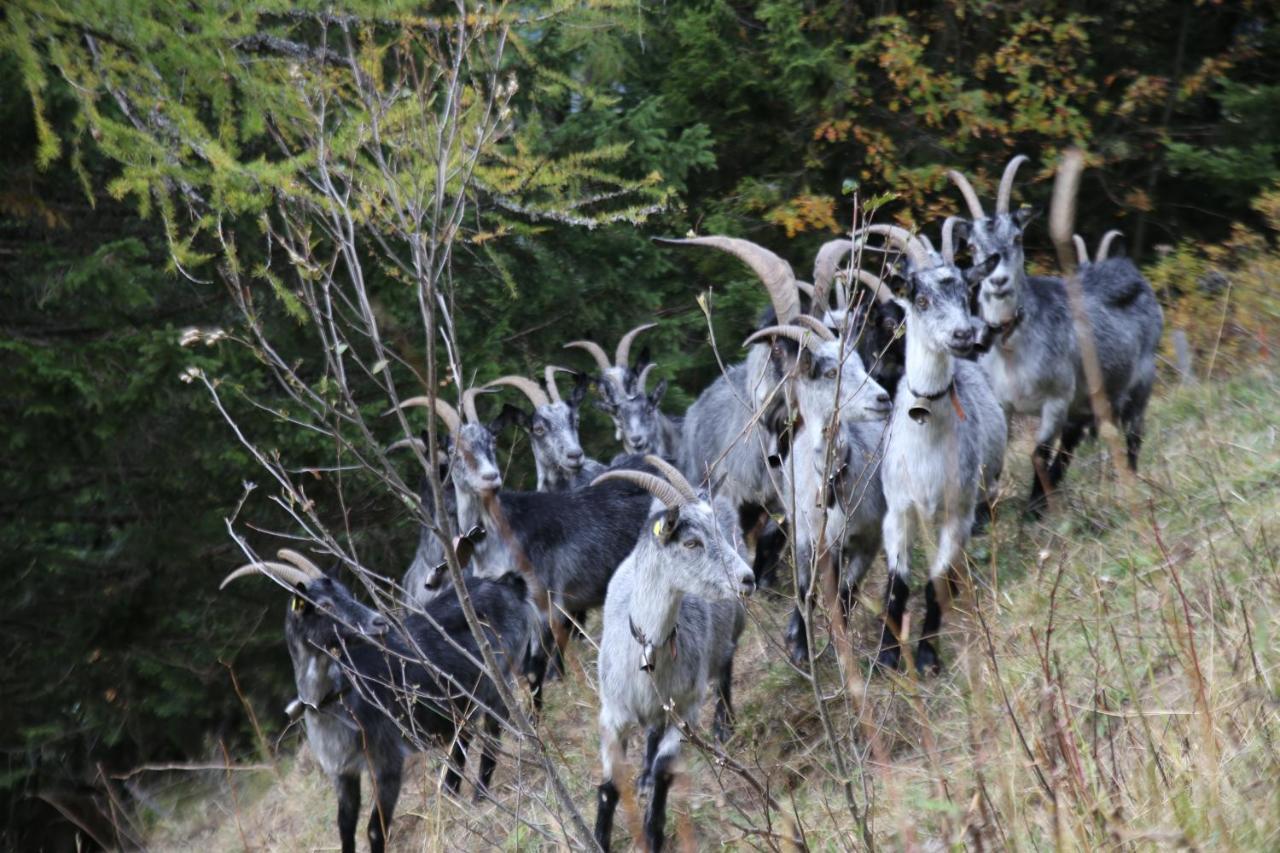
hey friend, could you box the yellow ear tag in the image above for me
[291,596,305,612]
[653,519,664,538]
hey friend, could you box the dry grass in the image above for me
[147,360,1280,851]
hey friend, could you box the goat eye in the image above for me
[915,296,929,311]
[1012,233,1023,247]
[532,425,546,436]
[683,539,702,549]
[824,367,837,379]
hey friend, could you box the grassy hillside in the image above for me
[148,362,1280,850]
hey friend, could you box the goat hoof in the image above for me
[914,641,942,676]
[712,721,733,744]
[874,646,902,674]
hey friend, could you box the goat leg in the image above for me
[336,773,360,853]
[366,761,402,853]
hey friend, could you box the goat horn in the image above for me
[813,239,854,318]
[277,548,326,579]
[1073,234,1090,266]
[1049,148,1085,274]
[220,561,315,591]
[643,454,700,503]
[856,224,934,269]
[996,154,1030,216]
[1096,230,1124,262]
[462,388,492,425]
[852,270,894,305]
[591,470,684,510]
[947,169,986,220]
[564,339,613,374]
[743,324,821,354]
[636,363,657,394]
[656,236,799,323]
[487,375,550,409]
[615,323,656,369]
[386,436,427,454]
[543,365,566,404]
[940,216,962,265]
[792,314,836,342]
[386,396,461,436]
[796,280,815,298]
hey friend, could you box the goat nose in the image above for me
[989,274,1008,287]
[566,448,583,461]
[876,391,890,405]
[481,470,501,486]
[630,437,648,451]
[951,327,974,347]
[739,574,756,596]
[368,614,389,635]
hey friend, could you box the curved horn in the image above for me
[487,375,550,409]
[947,169,986,220]
[564,339,613,374]
[1049,148,1085,274]
[543,365,565,404]
[656,236,799,323]
[1073,234,1090,266]
[462,388,490,425]
[796,280,815,298]
[940,216,962,265]
[220,561,316,591]
[1096,230,1124,262]
[591,470,684,510]
[642,455,699,504]
[386,396,461,436]
[277,548,326,579]
[996,154,1030,215]
[743,324,821,353]
[386,436,427,454]
[856,224,933,269]
[636,363,657,394]
[852,270,894,305]
[792,314,836,342]
[813,238,854,318]
[615,323,656,369]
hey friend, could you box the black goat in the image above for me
[222,549,527,853]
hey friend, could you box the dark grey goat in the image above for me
[486,366,605,491]
[221,549,527,853]
[389,390,656,710]
[949,156,1162,513]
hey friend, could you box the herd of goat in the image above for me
[222,154,1164,852]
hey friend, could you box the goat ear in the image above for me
[593,378,620,412]
[797,347,815,377]
[967,253,1000,285]
[1012,206,1039,229]
[649,378,668,406]
[953,218,973,246]
[653,507,680,544]
[488,404,527,435]
[568,373,590,408]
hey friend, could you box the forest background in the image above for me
[2,0,1277,847]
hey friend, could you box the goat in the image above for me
[743,319,892,665]
[486,366,604,491]
[855,224,1007,674]
[949,158,1163,504]
[809,239,908,398]
[566,323,679,456]
[395,436,460,610]
[388,390,655,709]
[590,458,755,853]
[221,549,525,853]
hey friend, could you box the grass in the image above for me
[148,363,1280,851]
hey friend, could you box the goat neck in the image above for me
[624,534,684,671]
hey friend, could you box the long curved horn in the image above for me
[642,455,699,504]
[796,280,815,299]
[856,224,933,269]
[220,561,316,591]
[1049,148,1085,274]
[564,339,613,374]
[277,548,326,579]
[487,375,550,409]
[792,314,836,342]
[813,238,854,317]
[743,324,821,353]
[636,363,657,394]
[591,469,684,510]
[852,270,894,305]
[543,365,566,404]
[386,436,427,454]
[996,154,1030,215]
[656,236,799,323]
[615,323,656,369]
[1073,234,1090,266]
[947,169,986,220]
[387,396,461,436]
[1096,230,1123,262]
[462,388,490,425]
[941,216,962,265]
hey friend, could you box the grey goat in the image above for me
[222,549,525,853]
[590,458,755,853]
[857,224,1007,674]
[487,366,605,491]
[950,157,1163,506]
[744,318,892,665]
